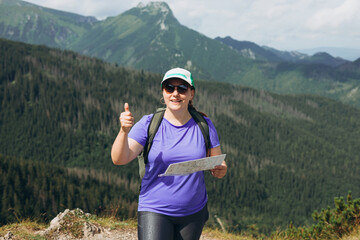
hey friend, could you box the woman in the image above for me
[111,67,227,240]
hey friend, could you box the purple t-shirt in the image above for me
[128,114,220,217]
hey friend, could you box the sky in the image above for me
[24,0,360,54]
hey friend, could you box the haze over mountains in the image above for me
[215,36,349,67]
[298,47,360,62]
[1,0,359,110]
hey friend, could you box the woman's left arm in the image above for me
[209,146,227,179]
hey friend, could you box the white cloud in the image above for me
[307,0,360,30]
[26,0,138,19]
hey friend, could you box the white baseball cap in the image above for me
[161,68,195,88]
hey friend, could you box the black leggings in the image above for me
[138,204,209,240]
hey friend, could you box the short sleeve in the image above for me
[204,117,220,149]
[128,114,153,147]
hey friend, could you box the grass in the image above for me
[201,228,257,240]
[0,219,47,240]
[89,216,137,230]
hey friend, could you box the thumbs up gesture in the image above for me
[119,102,134,133]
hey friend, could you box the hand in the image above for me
[210,161,227,179]
[119,103,134,133]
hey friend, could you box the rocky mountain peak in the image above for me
[135,2,175,31]
[136,1,171,15]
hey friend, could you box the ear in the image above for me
[190,89,195,100]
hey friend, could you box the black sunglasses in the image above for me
[163,83,189,94]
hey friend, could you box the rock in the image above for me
[44,209,71,235]
[83,221,103,238]
[38,208,105,239]
[0,232,14,240]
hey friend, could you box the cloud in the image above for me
[168,0,360,50]
[307,0,360,31]
[26,0,138,19]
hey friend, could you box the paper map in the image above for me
[158,154,226,177]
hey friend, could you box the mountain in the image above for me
[0,0,97,48]
[214,36,284,62]
[2,38,360,234]
[0,0,360,109]
[0,0,256,81]
[262,45,308,62]
[216,36,349,67]
[299,47,360,61]
[267,47,349,67]
[299,52,349,67]
[68,2,257,82]
[215,36,360,106]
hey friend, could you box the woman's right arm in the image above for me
[111,103,144,165]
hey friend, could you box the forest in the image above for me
[1,38,360,234]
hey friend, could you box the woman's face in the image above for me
[162,78,195,112]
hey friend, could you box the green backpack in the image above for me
[138,107,210,178]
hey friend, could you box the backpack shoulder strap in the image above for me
[189,108,210,157]
[143,108,166,164]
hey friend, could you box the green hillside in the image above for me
[0,0,97,48]
[69,2,257,83]
[1,38,360,234]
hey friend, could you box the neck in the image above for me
[164,108,191,126]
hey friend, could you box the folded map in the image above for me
[158,154,226,177]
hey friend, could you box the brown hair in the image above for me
[188,100,208,117]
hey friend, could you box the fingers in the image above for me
[211,163,227,179]
[119,102,134,133]
[124,102,130,112]
[214,165,226,170]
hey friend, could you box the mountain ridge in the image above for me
[1,0,360,108]
[215,36,350,67]
[0,0,97,48]
[298,46,360,61]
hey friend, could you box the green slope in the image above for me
[0,0,97,48]
[69,2,256,83]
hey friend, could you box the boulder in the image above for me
[38,208,105,239]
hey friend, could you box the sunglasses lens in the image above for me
[164,84,175,93]
[164,84,188,94]
[177,85,188,94]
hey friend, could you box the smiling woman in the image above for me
[111,67,227,240]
